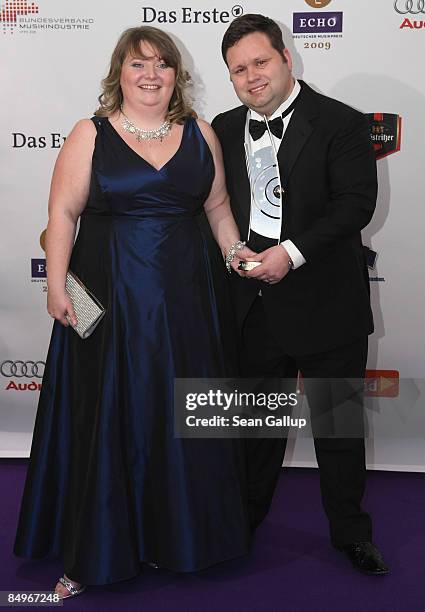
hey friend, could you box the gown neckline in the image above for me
[106,117,188,173]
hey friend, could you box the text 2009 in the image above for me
[304,42,331,50]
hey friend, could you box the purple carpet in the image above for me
[1,460,424,611]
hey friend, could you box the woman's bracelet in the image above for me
[225,240,246,273]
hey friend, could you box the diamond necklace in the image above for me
[121,108,171,142]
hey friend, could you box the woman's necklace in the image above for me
[121,108,171,142]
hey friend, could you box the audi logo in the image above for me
[1,360,45,378]
[394,0,425,14]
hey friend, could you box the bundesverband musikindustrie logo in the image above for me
[0,0,94,34]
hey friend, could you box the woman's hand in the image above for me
[230,245,258,277]
[47,288,77,327]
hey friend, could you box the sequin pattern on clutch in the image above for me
[65,272,106,339]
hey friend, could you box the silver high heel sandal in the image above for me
[56,575,86,599]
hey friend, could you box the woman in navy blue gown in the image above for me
[14,26,255,598]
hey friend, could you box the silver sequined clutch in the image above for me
[65,271,106,339]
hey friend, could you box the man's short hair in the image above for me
[221,14,286,65]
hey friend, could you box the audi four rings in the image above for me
[394,0,425,14]
[1,361,45,378]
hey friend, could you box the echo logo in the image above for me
[293,12,343,33]
[31,259,46,278]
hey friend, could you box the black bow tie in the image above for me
[249,116,283,141]
[248,98,298,141]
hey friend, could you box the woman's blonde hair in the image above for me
[95,26,196,124]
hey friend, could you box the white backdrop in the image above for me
[1,0,424,468]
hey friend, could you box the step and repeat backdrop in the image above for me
[1,0,424,469]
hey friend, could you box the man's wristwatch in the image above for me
[280,243,294,270]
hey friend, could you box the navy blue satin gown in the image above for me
[14,117,250,585]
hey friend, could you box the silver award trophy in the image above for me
[245,143,283,240]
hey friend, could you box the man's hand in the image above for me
[244,245,293,284]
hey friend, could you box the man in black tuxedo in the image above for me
[212,14,388,575]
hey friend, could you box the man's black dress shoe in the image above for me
[339,542,389,575]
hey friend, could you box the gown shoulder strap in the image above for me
[90,115,108,131]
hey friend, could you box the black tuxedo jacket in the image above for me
[212,81,377,356]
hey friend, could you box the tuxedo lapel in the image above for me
[278,81,318,188]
